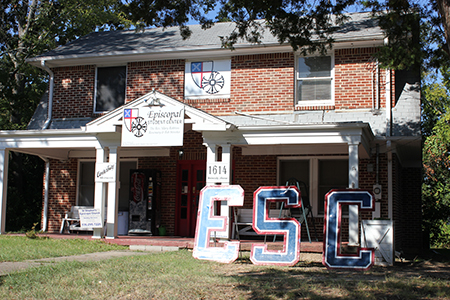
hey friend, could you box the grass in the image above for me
[0,235,127,262]
[1,248,450,299]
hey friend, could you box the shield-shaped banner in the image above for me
[191,61,213,89]
[123,108,139,132]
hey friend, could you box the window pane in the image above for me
[318,159,348,214]
[279,160,310,203]
[95,66,126,112]
[78,161,95,206]
[298,56,331,78]
[298,79,331,101]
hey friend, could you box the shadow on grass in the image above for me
[229,256,450,299]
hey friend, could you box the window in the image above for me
[78,161,95,206]
[317,159,348,214]
[94,66,126,113]
[77,160,137,207]
[296,55,333,106]
[278,157,348,216]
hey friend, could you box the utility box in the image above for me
[361,220,394,266]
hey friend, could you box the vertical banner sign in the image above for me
[250,187,302,266]
[185,60,231,99]
[95,163,116,182]
[122,105,184,147]
[323,189,375,270]
[193,185,244,263]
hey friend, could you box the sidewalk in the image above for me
[0,250,151,276]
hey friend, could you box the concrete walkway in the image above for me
[0,249,174,276]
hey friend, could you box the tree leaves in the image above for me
[422,69,450,246]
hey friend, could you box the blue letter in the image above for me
[250,186,301,266]
[193,185,244,263]
[323,189,375,270]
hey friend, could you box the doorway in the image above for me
[176,160,206,237]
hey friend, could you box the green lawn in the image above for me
[0,240,449,300]
[0,235,127,262]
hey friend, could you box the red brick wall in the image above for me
[126,60,185,102]
[42,159,78,232]
[52,66,95,119]
[334,48,386,110]
[50,49,392,117]
[186,53,295,114]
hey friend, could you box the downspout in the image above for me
[385,51,393,220]
[39,59,53,231]
[39,156,50,232]
[40,61,54,130]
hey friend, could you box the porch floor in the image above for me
[38,233,323,253]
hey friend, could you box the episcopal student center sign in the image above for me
[122,105,185,147]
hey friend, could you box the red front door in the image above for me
[176,161,206,237]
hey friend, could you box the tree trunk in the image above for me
[437,0,450,55]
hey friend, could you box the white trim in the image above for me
[27,38,385,69]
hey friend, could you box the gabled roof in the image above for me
[85,90,230,133]
[27,12,384,68]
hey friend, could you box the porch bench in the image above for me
[232,208,290,239]
[60,206,95,233]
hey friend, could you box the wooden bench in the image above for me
[60,206,95,233]
[232,208,290,239]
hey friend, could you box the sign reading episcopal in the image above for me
[122,105,185,147]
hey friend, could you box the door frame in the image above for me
[175,160,206,237]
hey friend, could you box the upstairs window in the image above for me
[296,55,333,106]
[94,66,126,113]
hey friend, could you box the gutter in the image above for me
[40,61,54,130]
[384,37,393,220]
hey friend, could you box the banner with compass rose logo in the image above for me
[185,59,231,99]
[122,105,185,147]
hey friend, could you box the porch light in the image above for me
[178,148,184,159]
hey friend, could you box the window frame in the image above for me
[76,159,138,208]
[76,160,96,206]
[93,65,127,113]
[278,155,348,217]
[295,52,335,107]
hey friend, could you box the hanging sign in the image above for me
[185,60,231,99]
[122,105,185,147]
[95,163,116,182]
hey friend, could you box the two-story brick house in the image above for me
[0,12,422,255]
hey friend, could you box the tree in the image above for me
[0,0,133,231]
[120,0,449,70]
[422,69,450,247]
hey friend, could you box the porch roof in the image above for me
[0,91,380,160]
[85,90,231,133]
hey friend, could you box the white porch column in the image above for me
[206,143,219,185]
[93,147,107,239]
[348,142,359,246]
[221,144,232,185]
[0,148,9,234]
[205,142,232,239]
[106,146,120,239]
